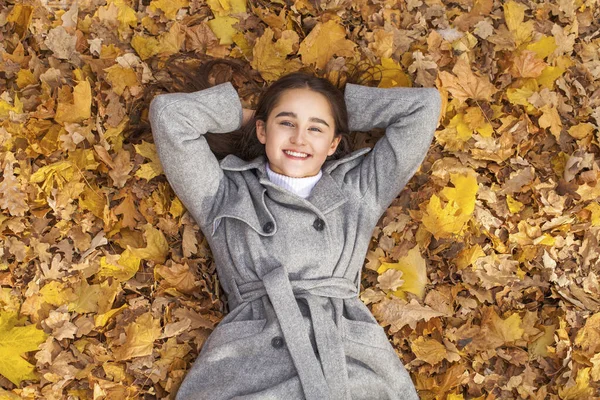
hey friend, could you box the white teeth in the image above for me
[284,150,308,158]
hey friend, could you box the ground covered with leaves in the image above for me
[1,0,600,398]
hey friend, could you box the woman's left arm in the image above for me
[343,84,442,213]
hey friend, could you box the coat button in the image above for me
[271,336,285,349]
[263,221,274,234]
[313,218,325,231]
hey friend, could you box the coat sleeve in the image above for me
[149,82,243,227]
[342,83,441,214]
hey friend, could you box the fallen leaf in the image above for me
[0,312,47,385]
[298,21,356,70]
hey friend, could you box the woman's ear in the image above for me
[327,135,342,156]
[256,120,267,144]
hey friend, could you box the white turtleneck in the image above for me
[266,163,322,199]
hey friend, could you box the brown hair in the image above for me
[130,55,376,160]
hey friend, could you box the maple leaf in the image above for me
[155,263,200,294]
[104,65,139,96]
[251,28,302,82]
[410,336,448,366]
[0,158,29,216]
[377,246,427,299]
[134,141,164,181]
[373,298,445,332]
[374,58,412,88]
[503,0,533,46]
[128,224,169,263]
[54,78,92,124]
[298,20,356,70]
[568,123,596,140]
[509,50,547,78]
[538,104,562,140]
[149,0,189,20]
[0,312,47,385]
[131,22,185,60]
[487,310,524,344]
[558,368,595,400]
[6,4,32,39]
[112,313,162,361]
[422,173,478,239]
[438,54,497,104]
[206,16,239,46]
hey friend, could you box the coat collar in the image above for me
[218,148,371,215]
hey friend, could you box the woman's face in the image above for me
[256,88,341,178]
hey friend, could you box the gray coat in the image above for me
[149,82,441,400]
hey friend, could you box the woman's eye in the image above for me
[309,127,322,132]
[280,121,294,127]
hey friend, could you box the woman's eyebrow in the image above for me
[274,111,330,127]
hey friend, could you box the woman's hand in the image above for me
[242,108,255,126]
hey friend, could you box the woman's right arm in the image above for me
[149,82,243,226]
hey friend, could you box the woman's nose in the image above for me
[290,128,307,144]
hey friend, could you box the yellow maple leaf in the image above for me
[16,69,36,88]
[585,202,600,226]
[39,281,75,307]
[438,54,497,104]
[375,58,412,88]
[207,0,246,16]
[538,105,562,140]
[6,4,33,39]
[574,312,600,354]
[206,16,239,45]
[69,279,102,314]
[536,65,565,89]
[251,28,302,82]
[94,304,128,328]
[526,36,557,60]
[490,311,524,343]
[149,0,189,20]
[0,95,23,119]
[377,246,427,299]
[112,313,162,361]
[503,0,533,46]
[0,312,47,385]
[506,87,536,113]
[568,123,596,140]
[441,173,478,215]
[134,141,164,181]
[29,160,76,195]
[558,368,594,399]
[368,29,394,59]
[410,336,447,366]
[99,249,141,282]
[128,224,169,263]
[104,65,139,96]
[529,325,555,357]
[169,197,185,218]
[298,20,356,70]
[54,80,92,124]
[455,244,485,270]
[422,173,478,239]
[131,23,185,60]
[506,195,524,213]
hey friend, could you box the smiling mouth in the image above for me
[283,150,310,158]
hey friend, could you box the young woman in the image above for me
[149,68,441,399]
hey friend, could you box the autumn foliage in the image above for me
[1,0,600,399]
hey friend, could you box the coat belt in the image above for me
[237,266,358,400]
